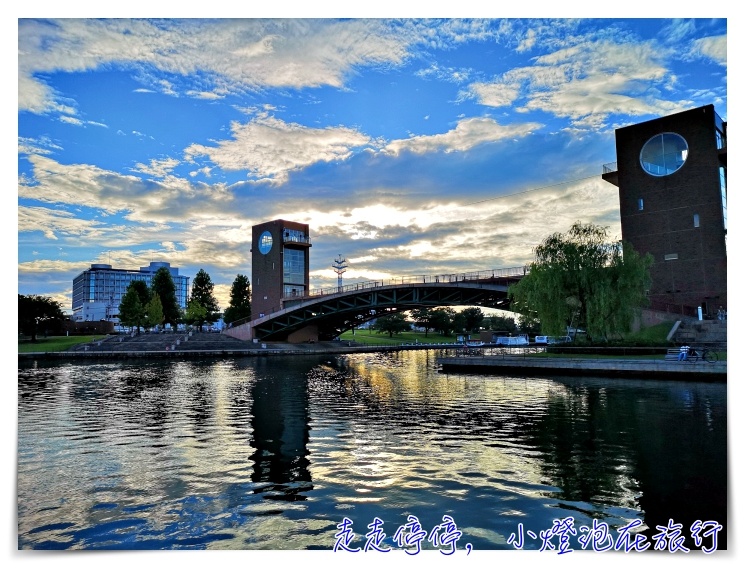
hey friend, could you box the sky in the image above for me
[15,15,729,314]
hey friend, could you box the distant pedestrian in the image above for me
[678,344,690,361]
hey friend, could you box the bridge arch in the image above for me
[231,268,525,342]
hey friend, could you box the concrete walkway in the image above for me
[437,354,726,381]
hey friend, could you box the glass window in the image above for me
[640,132,688,177]
[693,214,700,228]
[716,128,725,150]
[283,248,305,285]
[283,229,308,243]
[284,285,305,297]
[258,231,273,254]
[638,198,644,211]
[719,166,727,231]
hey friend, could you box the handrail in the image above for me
[297,266,528,299]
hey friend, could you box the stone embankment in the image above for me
[19,332,431,360]
[19,332,727,382]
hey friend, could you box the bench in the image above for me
[665,348,681,361]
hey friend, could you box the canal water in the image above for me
[17,350,727,553]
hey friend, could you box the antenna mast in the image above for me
[332,254,348,292]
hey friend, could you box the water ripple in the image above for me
[18,355,727,550]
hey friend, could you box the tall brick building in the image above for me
[250,219,312,319]
[602,104,727,317]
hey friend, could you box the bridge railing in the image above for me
[299,266,527,299]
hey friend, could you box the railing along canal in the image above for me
[302,266,527,299]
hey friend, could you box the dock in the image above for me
[437,354,727,381]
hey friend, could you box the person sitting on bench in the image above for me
[678,344,690,361]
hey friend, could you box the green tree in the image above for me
[185,299,208,328]
[145,295,165,330]
[18,294,65,342]
[189,269,219,327]
[452,312,467,335]
[223,274,252,325]
[485,314,518,334]
[372,312,411,338]
[460,307,484,332]
[430,307,456,335]
[130,280,151,307]
[409,307,434,337]
[150,267,180,327]
[509,222,652,341]
[118,282,148,333]
[517,314,542,337]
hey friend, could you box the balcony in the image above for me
[602,161,619,187]
[282,231,312,246]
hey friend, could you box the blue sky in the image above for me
[16,15,728,313]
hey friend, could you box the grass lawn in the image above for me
[18,335,101,353]
[623,321,673,343]
[339,329,460,346]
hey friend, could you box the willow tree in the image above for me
[509,222,652,341]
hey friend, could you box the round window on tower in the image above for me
[258,231,273,254]
[639,132,689,177]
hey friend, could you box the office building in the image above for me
[71,261,190,322]
[602,104,727,316]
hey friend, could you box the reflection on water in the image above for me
[18,351,727,551]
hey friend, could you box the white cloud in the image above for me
[18,136,62,156]
[59,115,83,126]
[516,28,538,52]
[465,82,521,108]
[184,113,372,185]
[18,205,106,241]
[689,35,727,66]
[18,19,414,114]
[381,117,541,156]
[469,38,690,127]
[133,157,181,178]
[19,155,236,224]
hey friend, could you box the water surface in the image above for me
[18,350,727,552]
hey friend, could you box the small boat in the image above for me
[494,334,529,346]
[534,335,571,345]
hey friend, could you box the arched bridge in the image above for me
[238,267,526,342]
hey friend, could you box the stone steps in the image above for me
[672,319,727,349]
[69,331,251,352]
